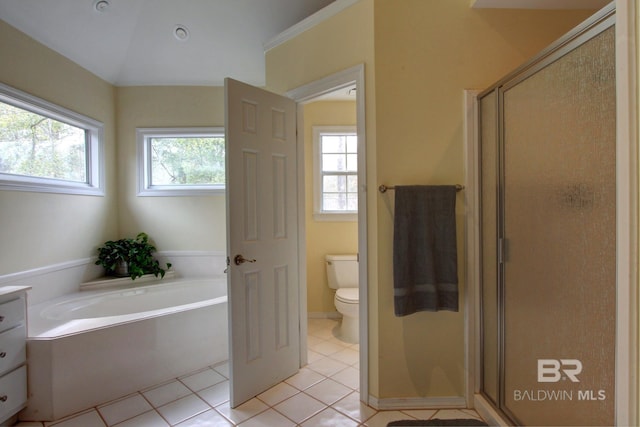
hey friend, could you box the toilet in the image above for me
[325,254,359,343]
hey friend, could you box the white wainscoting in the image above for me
[0,251,227,306]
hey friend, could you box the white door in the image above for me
[224,78,300,408]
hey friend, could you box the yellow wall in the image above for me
[631,0,640,423]
[115,87,226,252]
[0,0,606,404]
[303,101,358,314]
[0,20,117,275]
[267,0,596,400]
[0,21,227,277]
[374,0,595,399]
[266,0,381,393]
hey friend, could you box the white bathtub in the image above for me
[21,276,228,422]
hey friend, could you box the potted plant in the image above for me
[95,232,171,280]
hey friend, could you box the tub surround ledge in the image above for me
[79,270,177,291]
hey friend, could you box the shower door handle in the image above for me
[234,254,256,265]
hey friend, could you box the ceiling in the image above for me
[0,0,610,88]
[0,0,335,87]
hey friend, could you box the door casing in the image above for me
[286,63,369,404]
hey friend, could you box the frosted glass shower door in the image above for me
[501,26,616,425]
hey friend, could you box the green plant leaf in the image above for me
[95,232,171,280]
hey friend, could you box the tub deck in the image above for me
[22,277,229,422]
[28,276,225,338]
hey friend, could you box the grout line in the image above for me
[269,404,305,426]
[137,391,172,427]
[94,408,109,427]
[27,319,486,427]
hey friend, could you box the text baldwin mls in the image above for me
[513,359,607,402]
[513,389,606,402]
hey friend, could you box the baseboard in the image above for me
[368,395,467,410]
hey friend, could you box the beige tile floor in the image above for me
[16,318,484,426]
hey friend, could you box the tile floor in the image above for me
[16,318,485,427]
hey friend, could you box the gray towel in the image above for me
[393,185,458,315]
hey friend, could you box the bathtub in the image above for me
[21,276,228,422]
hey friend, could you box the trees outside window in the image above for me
[137,128,225,196]
[313,126,357,221]
[0,83,103,195]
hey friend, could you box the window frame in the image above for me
[0,83,105,196]
[312,125,358,222]
[137,127,225,196]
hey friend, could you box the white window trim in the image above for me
[0,83,104,196]
[137,127,225,196]
[312,125,357,222]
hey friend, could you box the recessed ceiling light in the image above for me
[174,25,190,41]
[93,0,110,12]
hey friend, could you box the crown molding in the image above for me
[264,0,359,52]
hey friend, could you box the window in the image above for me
[0,83,104,195]
[313,126,358,221]
[137,127,225,196]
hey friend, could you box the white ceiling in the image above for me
[0,0,610,88]
[0,0,335,87]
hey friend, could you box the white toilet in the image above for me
[325,254,359,343]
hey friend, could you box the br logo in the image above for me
[537,359,582,383]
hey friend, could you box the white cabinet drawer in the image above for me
[0,299,25,333]
[0,325,25,377]
[0,366,26,424]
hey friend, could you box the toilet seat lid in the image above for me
[335,288,359,303]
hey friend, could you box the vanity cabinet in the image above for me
[0,287,30,424]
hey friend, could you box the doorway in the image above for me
[287,64,369,403]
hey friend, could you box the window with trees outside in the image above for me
[137,127,225,196]
[313,126,358,221]
[0,83,104,195]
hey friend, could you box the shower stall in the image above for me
[477,5,616,426]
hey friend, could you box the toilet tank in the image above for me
[325,254,359,289]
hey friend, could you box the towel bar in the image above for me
[378,184,464,193]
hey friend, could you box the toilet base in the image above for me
[339,315,359,344]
